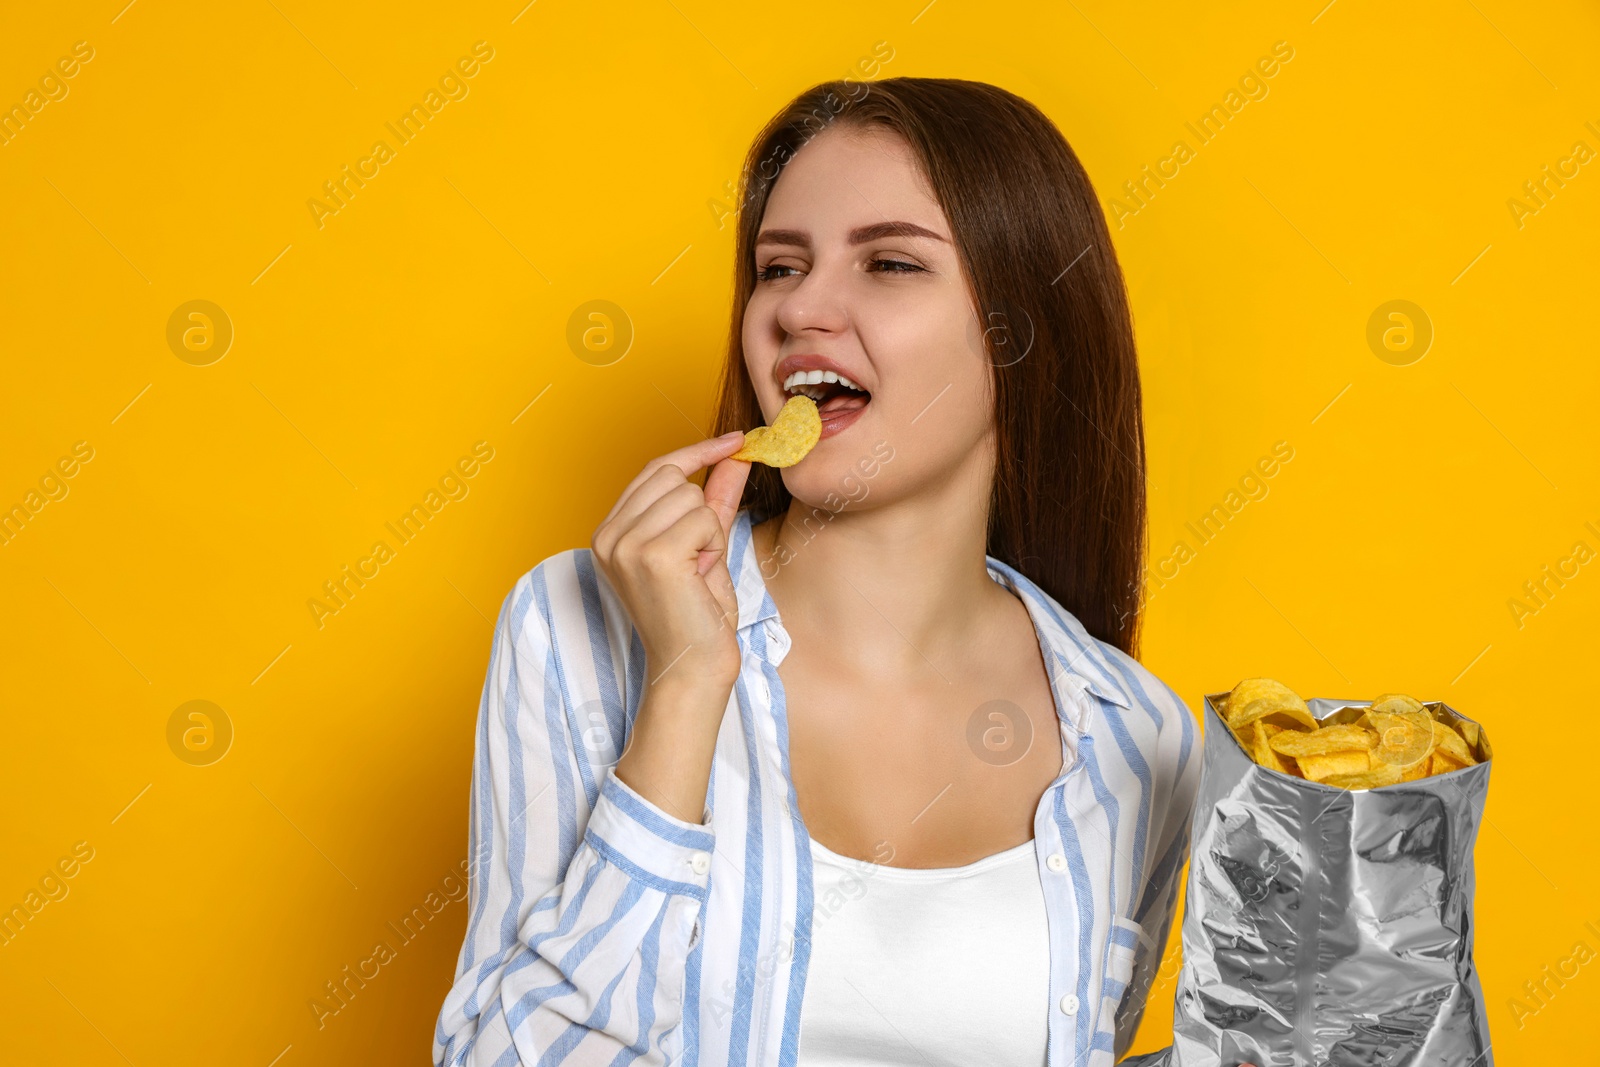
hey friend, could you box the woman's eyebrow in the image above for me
[754,221,949,248]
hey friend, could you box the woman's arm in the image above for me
[434,433,752,1066]
[431,563,725,1067]
[1111,670,1205,1054]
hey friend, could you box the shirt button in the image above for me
[1060,993,1080,1015]
[1047,853,1067,872]
[690,851,711,875]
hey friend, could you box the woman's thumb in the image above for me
[702,454,752,543]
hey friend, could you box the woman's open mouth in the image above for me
[781,370,870,438]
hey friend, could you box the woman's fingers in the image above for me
[599,465,688,552]
[601,432,747,526]
[615,481,706,549]
[586,432,752,705]
[702,454,752,531]
[697,454,752,575]
[639,501,723,579]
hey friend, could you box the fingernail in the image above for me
[719,431,745,442]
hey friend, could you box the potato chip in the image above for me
[1247,721,1298,775]
[1428,751,1464,776]
[729,395,821,467]
[1225,679,1309,723]
[1220,681,1485,792]
[1299,750,1372,781]
[1369,693,1426,717]
[1361,708,1435,771]
[1267,724,1377,758]
[1320,762,1404,790]
[1230,698,1319,734]
[1430,720,1476,766]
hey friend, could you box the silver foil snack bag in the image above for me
[1128,694,1493,1067]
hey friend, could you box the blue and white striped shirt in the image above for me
[434,506,1200,1067]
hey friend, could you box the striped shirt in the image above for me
[434,506,1200,1067]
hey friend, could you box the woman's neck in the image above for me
[753,487,1011,678]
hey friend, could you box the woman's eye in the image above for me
[756,258,925,281]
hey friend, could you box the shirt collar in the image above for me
[727,507,1131,711]
[729,506,783,633]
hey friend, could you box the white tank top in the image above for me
[795,834,1052,1066]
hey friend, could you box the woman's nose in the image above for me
[772,263,851,338]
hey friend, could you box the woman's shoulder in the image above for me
[995,557,1197,765]
[1085,635,1203,830]
[1098,638,1192,720]
[1075,630,1198,772]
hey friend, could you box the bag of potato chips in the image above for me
[1127,685,1494,1067]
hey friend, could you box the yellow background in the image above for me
[2,0,1596,1062]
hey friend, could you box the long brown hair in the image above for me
[709,77,1148,657]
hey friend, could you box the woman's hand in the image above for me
[592,431,754,823]
[593,430,754,690]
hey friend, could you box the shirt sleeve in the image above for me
[433,559,716,1067]
[1114,674,1203,1056]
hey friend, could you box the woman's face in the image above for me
[742,124,994,512]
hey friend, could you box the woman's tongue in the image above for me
[818,389,869,417]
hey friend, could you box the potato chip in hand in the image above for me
[730,395,821,468]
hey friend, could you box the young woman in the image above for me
[434,77,1200,1067]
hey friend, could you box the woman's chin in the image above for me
[779,411,897,510]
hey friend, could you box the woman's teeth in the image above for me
[782,368,866,399]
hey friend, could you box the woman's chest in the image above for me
[689,620,1163,1067]
[779,646,1065,868]
[693,647,1157,1067]
[797,836,1052,1066]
